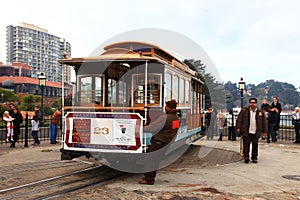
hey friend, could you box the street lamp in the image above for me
[1,93,3,103]
[238,77,245,108]
[38,73,46,125]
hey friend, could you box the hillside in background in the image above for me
[225,79,299,111]
[184,59,299,111]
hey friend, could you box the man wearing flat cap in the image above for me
[138,99,179,185]
[236,98,268,164]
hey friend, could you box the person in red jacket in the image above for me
[236,98,268,164]
[50,108,62,144]
[138,100,179,185]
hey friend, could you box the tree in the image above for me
[51,97,62,108]
[224,81,239,111]
[20,94,36,111]
[184,59,226,110]
[225,79,300,110]
[0,88,19,103]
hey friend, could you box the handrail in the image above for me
[63,106,146,111]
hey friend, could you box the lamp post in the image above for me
[1,93,3,103]
[38,73,46,125]
[238,77,245,108]
[238,77,246,156]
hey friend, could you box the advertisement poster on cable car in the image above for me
[112,119,137,145]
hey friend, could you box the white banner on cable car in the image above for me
[67,113,138,146]
[67,118,137,146]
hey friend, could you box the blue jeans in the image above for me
[218,129,223,140]
[50,123,58,143]
[268,123,277,142]
[31,130,40,144]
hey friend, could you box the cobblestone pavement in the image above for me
[1,139,300,199]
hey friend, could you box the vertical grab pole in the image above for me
[145,61,148,107]
[24,112,29,147]
[62,64,65,143]
[143,61,148,153]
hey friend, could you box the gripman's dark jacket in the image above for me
[143,109,179,144]
[236,106,268,138]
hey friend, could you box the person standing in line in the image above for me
[205,107,216,140]
[236,98,268,164]
[205,107,213,140]
[291,107,300,143]
[267,106,279,143]
[260,99,269,112]
[138,100,179,185]
[9,103,23,148]
[32,105,42,145]
[271,97,282,138]
[50,108,62,144]
[217,109,225,141]
[3,111,14,143]
[226,109,236,141]
[260,99,270,140]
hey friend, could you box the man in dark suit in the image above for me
[236,98,268,164]
[271,96,282,138]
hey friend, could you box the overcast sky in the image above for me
[1,0,300,87]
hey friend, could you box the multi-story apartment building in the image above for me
[6,22,72,83]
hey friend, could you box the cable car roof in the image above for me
[59,41,199,79]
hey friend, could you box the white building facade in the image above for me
[6,22,72,83]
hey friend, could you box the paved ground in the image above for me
[107,139,300,199]
[0,142,61,165]
[1,138,300,199]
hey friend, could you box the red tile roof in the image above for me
[12,62,31,70]
[0,76,62,88]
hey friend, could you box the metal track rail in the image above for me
[0,165,128,200]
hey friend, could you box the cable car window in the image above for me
[78,75,103,105]
[133,74,145,105]
[185,80,190,105]
[147,74,161,105]
[132,74,161,106]
[118,80,127,105]
[172,75,179,102]
[79,76,92,104]
[165,72,172,101]
[108,79,117,105]
[180,77,185,105]
[95,77,103,105]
